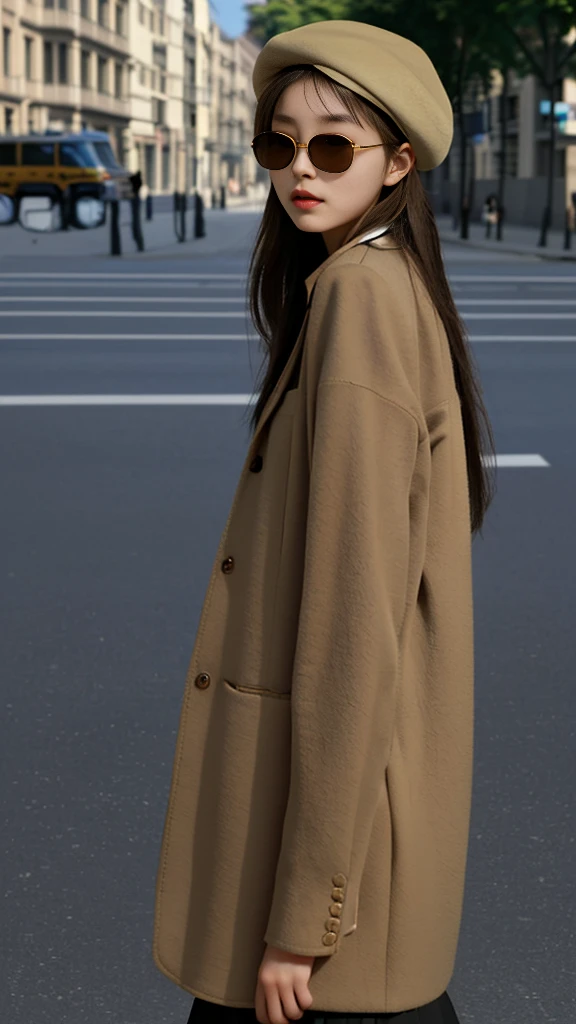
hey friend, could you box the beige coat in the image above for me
[152,225,474,1013]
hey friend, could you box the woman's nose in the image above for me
[291,145,316,175]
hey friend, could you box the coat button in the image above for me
[221,556,235,573]
[194,672,211,689]
[249,454,263,472]
[329,902,342,918]
[332,873,347,887]
[325,917,341,933]
[322,932,337,946]
[331,887,345,902]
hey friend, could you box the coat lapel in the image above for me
[248,226,397,454]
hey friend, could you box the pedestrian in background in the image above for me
[482,193,499,238]
[152,19,497,1024]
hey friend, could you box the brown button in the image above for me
[329,902,342,918]
[221,556,235,573]
[331,887,345,902]
[249,454,263,472]
[325,917,341,933]
[332,873,347,887]
[322,932,337,946]
[194,672,211,690]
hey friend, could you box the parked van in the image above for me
[0,131,131,223]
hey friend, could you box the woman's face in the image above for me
[269,79,415,255]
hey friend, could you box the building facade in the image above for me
[1,0,262,198]
[124,0,185,193]
[1,0,131,157]
[431,66,576,229]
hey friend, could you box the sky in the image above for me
[209,0,264,38]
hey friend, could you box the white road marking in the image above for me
[0,333,258,340]
[468,335,576,341]
[0,296,246,303]
[448,276,576,283]
[0,394,257,405]
[457,299,576,305]
[483,454,550,467]
[463,313,576,319]
[0,311,250,318]
[0,334,575,343]
[0,272,247,279]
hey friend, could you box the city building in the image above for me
[1,0,131,156]
[431,67,576,229]
[124,0,185,193]
[0,0,262,200]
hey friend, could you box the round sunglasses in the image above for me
[251,131,384,174]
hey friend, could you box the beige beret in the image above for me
[252,20,453,171]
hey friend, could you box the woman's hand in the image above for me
[254,944,315,1024]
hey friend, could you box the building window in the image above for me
[4,108,14,134]
[158,12,164,35]
[97,55,108,93]
[115,3,124,36]
[25,37,33,81]
[2,28,11,76]
[138,62,145,85]
[114,63,122,99]
[149,8,154,31]
[43,41,53,83]
[44,0,55,8]
[138,3,145,24]
[59,0,68,9]
[98,0,108,28]
[81,49,90,88]
[58,42,68,84]
[152,98,165,125]
[81,0,90,17]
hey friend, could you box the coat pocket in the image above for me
[223,678,291,700]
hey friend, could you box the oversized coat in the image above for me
[152,224,474,1014]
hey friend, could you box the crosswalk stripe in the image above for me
[0,333,259,340]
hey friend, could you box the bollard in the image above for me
[173,192,185,242]
[60,188,71,231]
[145,193,153,220]
[220,184,226,209]
[194,191,206,238]
[180,191,187,242]
[131,196,145,251]
[110,198,121,255]
[564,208,572,251]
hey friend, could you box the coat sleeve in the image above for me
[263,356,422,957]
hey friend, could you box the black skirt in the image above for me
[186,989,461,1023]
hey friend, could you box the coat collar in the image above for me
[248,222,398,455]
[304,222,397,299]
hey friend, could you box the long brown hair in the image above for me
[242,64,497,536]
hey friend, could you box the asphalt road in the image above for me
[1,222,575,1024]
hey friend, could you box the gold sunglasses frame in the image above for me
[251,131,385,173]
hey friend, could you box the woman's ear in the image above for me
[382,143,416,187]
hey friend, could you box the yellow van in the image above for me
[0,131,132,222]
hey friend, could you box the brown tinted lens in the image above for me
[308,134,354,172]
[252,132,294,170]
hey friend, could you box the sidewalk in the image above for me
[435,213,576,262]
[2,201,575,263]
[0,203,267,261]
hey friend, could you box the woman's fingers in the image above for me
[279,981,305,1020]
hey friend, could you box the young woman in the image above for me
[152,20,497,1024]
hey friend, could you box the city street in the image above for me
[1,213,574,1024]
